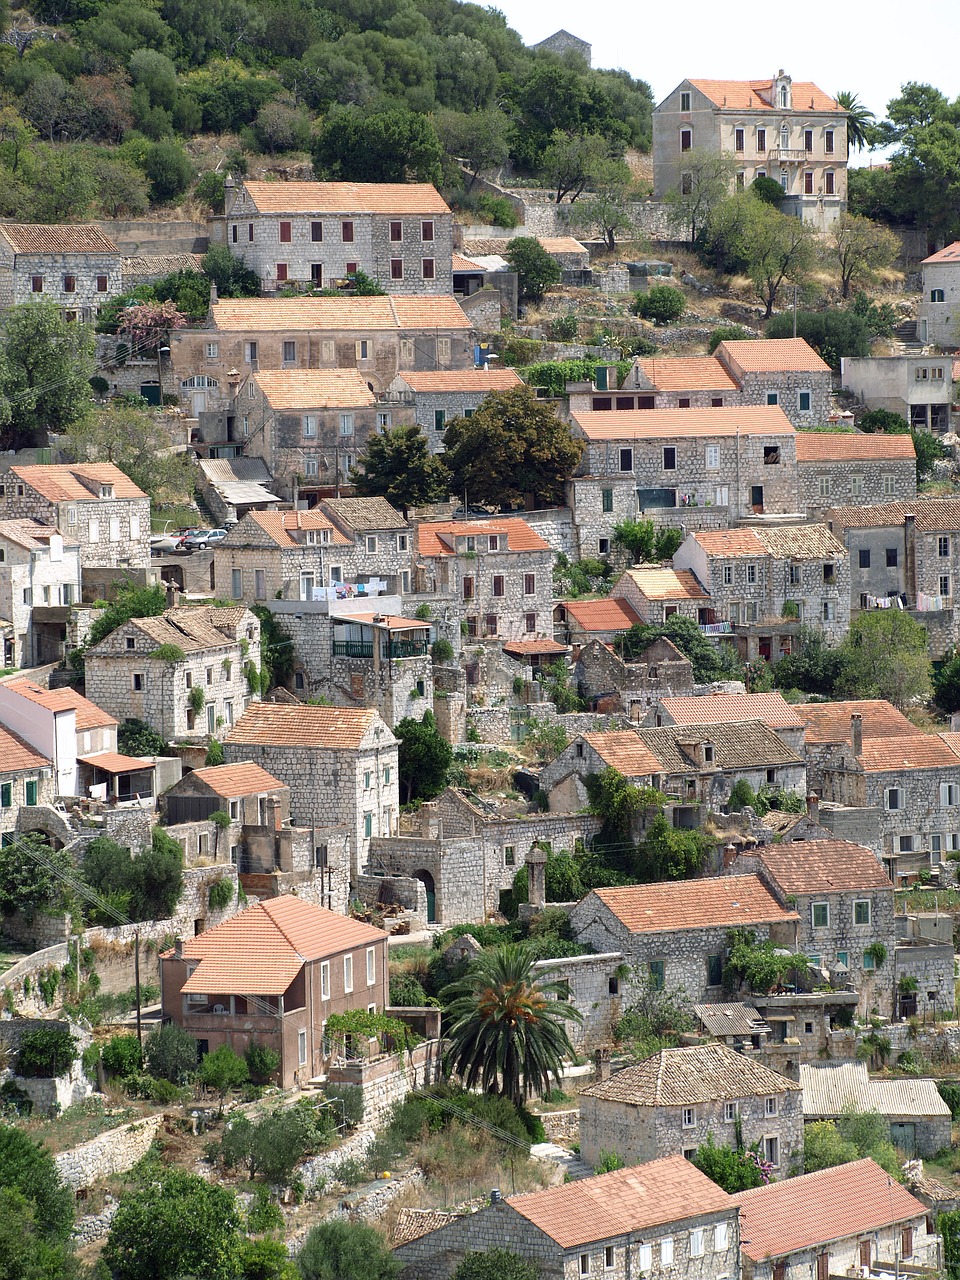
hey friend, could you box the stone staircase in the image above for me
[893,319,919,344]
[530,1141,594,1181]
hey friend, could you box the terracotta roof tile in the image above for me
[253,370,376,410]
[209,296,472,332]
[858,733,959,772]
[393,1209,461,1247]
[9,463,146,502]
[0,723,52,774]
[639,719,801,772]
[452,253,484,271]
[826,498,960,531]
[6,678,117,731]
[336,612,430,630]
[757,838,892,894]
[416,518,549,556]
[537,237,587,255]
[225,703,391,749]
[923,241,960,265]
[658,692,803,730]
[796,433,916,462]
[634,356,738,393]
[620,567,710,600]
[240,181,450,215]
[716,337,832,372]
[0,520,79,551]
[0,223,119,254]
[78,751,154,773]
[502,639,569,656]
[590,875,797,935]
[581,730,663,776]
[320,497,408,531]
[123,253,204,276]
[573,404,794,440]
[243,510,350,548]
[732,1158,928,1262]
[560,598,641,631]
[938,732,960,760]
[691,529,766,557]
[189,761,285,797]
[394,368,522,393]
[506,1156,734,1248]
[688,78,840,113]
[581,1043,800,1106]
[752,524,847,559]
[792,700,915,745]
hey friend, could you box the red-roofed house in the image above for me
[0,519,81,667]
[732,1158,939,1280]
[920,240,960,348]
[555,596,641,646]
[161,895,389,1088]
[415,517,554,641]
[798,430,917,517]
[653,74,847,228]
[0,222,123,315]
[649,691,806,753]
[0,677,119,798]
[395,1156,741,1280]
[386,367,523,448]
[0,722,54,843]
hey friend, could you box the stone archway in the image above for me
[413,869,436,923]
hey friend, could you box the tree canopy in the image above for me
[0,300,95,449]
[350,423,448,515]
[297,1219,399,1280]
[504,237,561,303]
[395,709,452,804]
[836,610,932,708]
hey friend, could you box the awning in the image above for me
[337,613,431,630]
[78,752,156,774]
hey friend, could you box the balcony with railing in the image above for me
[382,636,429,660]
[767,149,808,163]
[333,639,374,658]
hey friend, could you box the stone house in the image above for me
[0,223,122,316]
[531,27,592,61]
[395,1156,740,1280]
[647,691,806,755]
[539,729,663,813]
[800,1064,952,1160]
[0,520,81,668]
[653,75,847,227]
[554,597,641,648]
[674,524,850,655]
[213,180,454,296]
[798,432,916,519]
[223,702,399,883]
[732,1157,941,1280]
[160,759,289,862]
[160,895,389,1089]
[567,404,799,547]
[383,367,522,452]
[414,517,554,641]
[575,636,694,718]
[610,566,715,626]
[569,877,799,1007]
[531,951,629,1052]
[579,1042,803,1171]
[0,678,119,799]
[918,240,960,348]
[712,339,833,426]
[216,509,351,603]
[841,355,953,432]
[610,355,740,410]
[318,497,415,593]
[0,723,54,844]
[0,463,151,575]
[84,605,261,744]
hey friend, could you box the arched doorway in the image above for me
[414,870,436,923]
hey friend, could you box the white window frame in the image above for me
[764,1095,779,1117]
[705,444,720,469]
[715,1224,729,1252]
[690,1229,705,1259]
[604,1245,615,1271]
[637,1244,652,1272]
[885,787,903,811]
[941,782,960,807]
[660,1238,674,1267]
[580,1255,590,1278]
[681,1105,696,1128]
[724,1101,738,1122]
[343,954,353,994]
[366,946,376,986]
[320,961,330,1000]
[298,1028,307,1066]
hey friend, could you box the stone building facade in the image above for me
[383,367,523,452]
[0,224,123,315]
[575,636,695,718]
[579,1043,803,1171]
[213,180,454,296]
[216,509,351,603]
[653,75,847,227]
[0,724,54,843]
[797,432,917,519]
[610,567,713,626]
[0,463,151,574]
[0,521,81,668]
[841,355,953,432]
[918,241,960,348]
[713,338,833,425]
[84,606,261,743]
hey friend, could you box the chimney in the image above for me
[722,842,738,869]
[904,513,917,603]
[594,1047,612,1081]
[209,281,218,306]
[490,1189,502,1205]
[850,713,863,757]
[526,843,548,909]
[173,938,184,959]
[806,793,820,825]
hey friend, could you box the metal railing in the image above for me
[333,640,374,658]
[382,639,429,660]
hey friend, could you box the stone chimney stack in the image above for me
[525,844,548,909]
[806,793,820,824]
[904,513,917,603]
[594,1047,612,1081]
[850,713,863,757]
[722,843,738,869]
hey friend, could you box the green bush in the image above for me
[633,285,686,325]
[208,878,234,911]
[549,314,579,341]
[144,1023,197,1083]
[726,779,757,812]
[323,1084,364,1130]
[389,972,429,1006]
[244,1040,281,1085]
[431,638,454,663]
[475,194,520,228]
[938,1081,960,1118]
[594,1149,625,1174]
[101,1034,143,1078]
[17,1026,78,1078]
[708,325,753,353]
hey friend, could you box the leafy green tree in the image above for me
[836,90,879,152]
[836,610,931,708]
[102,1165,243,1280]
[435,107,512,189]
[199,1044,249,1117]
[350,424,448,515]
[911,427,946,483]
[772,627,844,697]
[858,408,908,433]
[804,1108,900,1178]
[201,244,261,298]
[727,779,757,812]
[742,202,816,318]
[452,1251,541,1280]
[17,1026,78,1078]
[504,237,561,303]
[875,83,960,237]
[239,1237,299,1280]
[244,1040,281,1084]
[0,832,74,915]
[724,929,808,995]
[584,768,646,844]
[312,106,443,184]
[570,180,638,251]
[827,213,900,299]
[633,285,685,325]
[140,138,193,203]
[764,310,872,370]
[395,709,452,804]
[62,403,194,503]
[616,615,741,684]
[442,943,581,1109]
[0,1187,79,1280]
[693,1134,766,1192]
[144,1022,198,1083]
[442,386,582,509]
[539,131,624,204]
[0,1125,74,1243]
[941,1209,960,1280]
[934,651,960,714]
[297,1219,399,1280]
[637,812,712,881]
[118,718,170,757]
[0,300,95,449]
[750,175,785,206]
[665,148,736,241]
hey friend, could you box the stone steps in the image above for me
[530,1141,595,1181]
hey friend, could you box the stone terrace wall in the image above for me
[55,1114,164,1190]
[327,1038,442,1129]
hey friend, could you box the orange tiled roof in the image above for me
[0,520,79,551]
[538,237,587,255]
[225,703,389,750]
[758,838,892,894]
[209,296,472,332]
[691,529,766,557]
[732,1158,928,1262]
[176,896,386,996]
[502,639,569,656]
[78,751,155,773]
[923,241,960,265]
[658,691,803,730]
[620,567,710,600]
[635,356,738,392]
[506,1156,734,1248]
[560,598,641,631]
[252,369,376,410]
[245,510,350,547]
[572,405,794,440]
[826,498,960,532]
[336,612,431,630]
[394,369,522,393]
[938,732,960,760]
[796,433,916,462]
[6,679,118,731]
[581,730,663,776]
[858,734,959,773]
[592,875,797,934]
[688,78,840,113]
[9,463,146,502]
[189,761,285,797]
[0,223,119,254]
[240,180,450,215]
[793,700,918,746]
[417,518,549,556]
[0,723,52,774]
[717,337,832,373]
[452,253,484,271]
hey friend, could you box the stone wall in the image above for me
[532,952,625,1051]
[55,1114,164,1190]
[0,1018,93,1114]
[327,1037,442,1129]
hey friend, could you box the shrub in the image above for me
[431,638,454,663]
[708,325,753,353]
[17,1026,78,1078]
[150,643,186,663]
[144,1022,197,1083]
[633,285,686,325]
[474,193,520,228]
[245,1041,281,1085]
[246,1184,284,1234]
[389,972,429,1006]
[101,1034,143,1078]
[208,878,234,911]
[594,1149,625,1174]
[323,1083,365,1130]
[298,1219,399,1280]
[727,779,757,812]
[549,314,579,341]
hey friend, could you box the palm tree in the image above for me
[442,943,581,1110]
[836,91,876,152]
